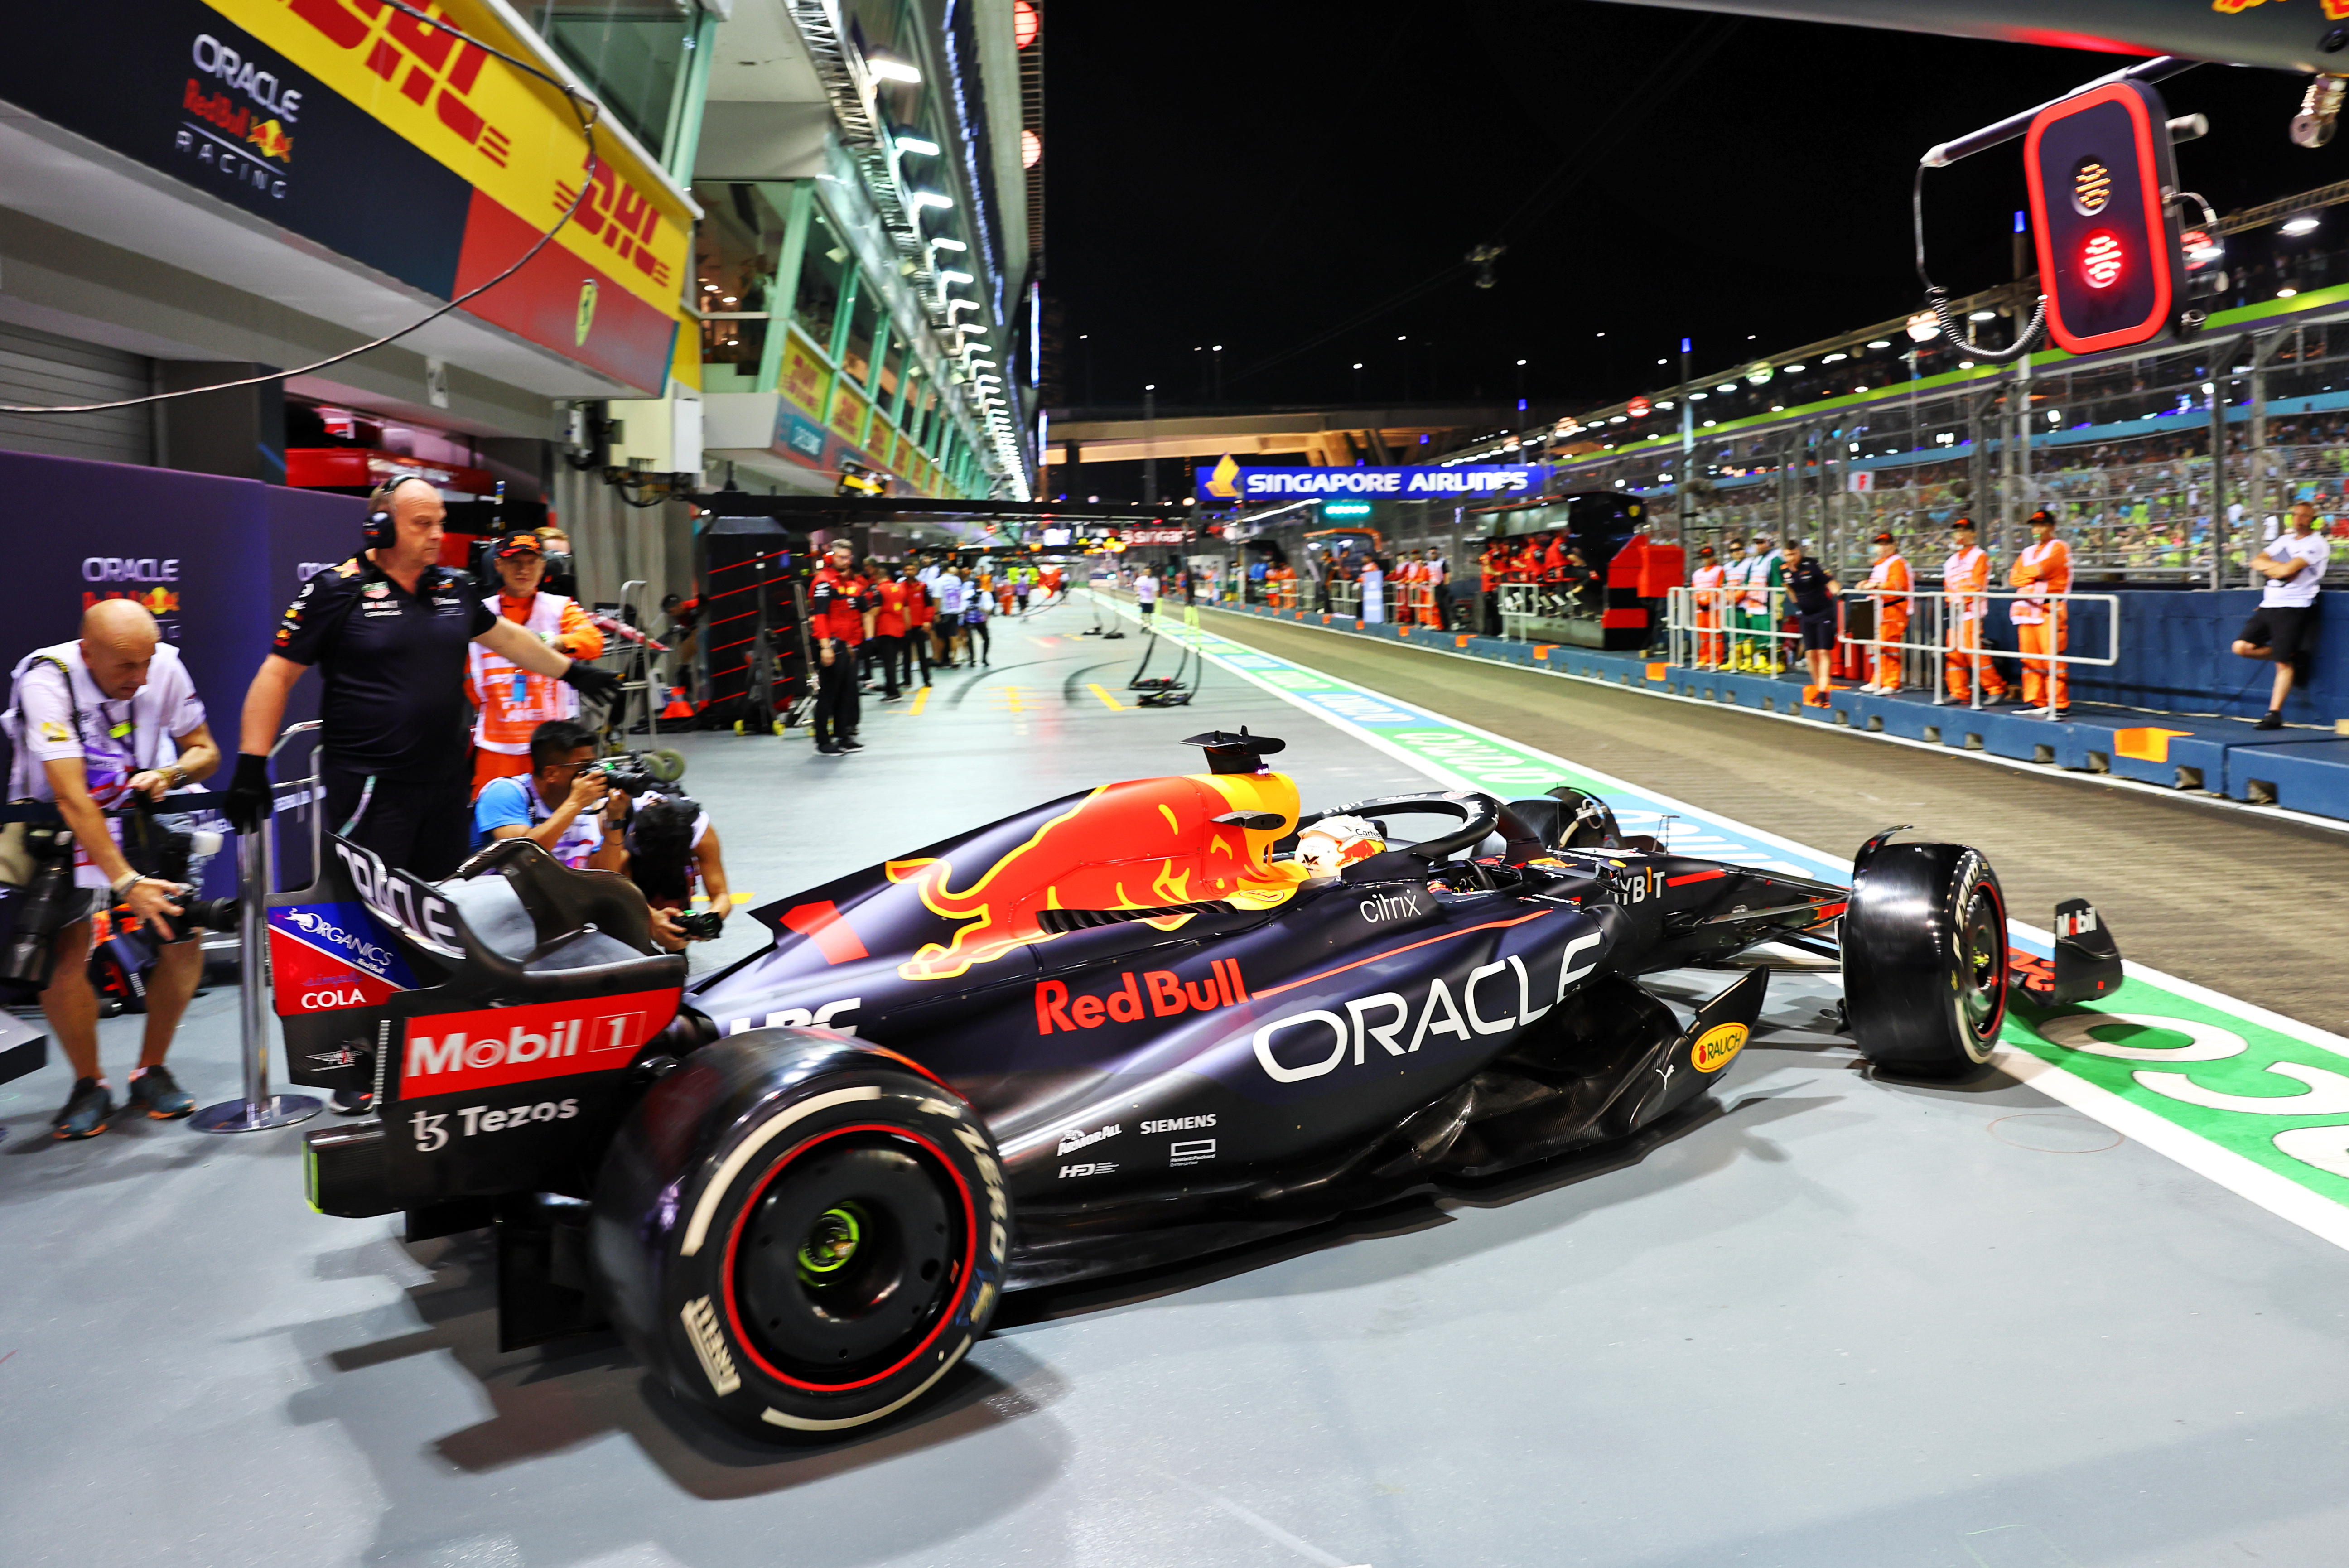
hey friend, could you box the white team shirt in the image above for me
[3,641,207,888]
[1135,574,1160,606]
[2261,531,2330,608]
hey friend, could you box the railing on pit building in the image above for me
[1664,586,2122,713]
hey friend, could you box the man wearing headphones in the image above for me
[224,476,621,878]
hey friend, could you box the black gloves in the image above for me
[560,661,623,703]
[224,753,273,834]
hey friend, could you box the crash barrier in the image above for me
[190,722,325,1134]
[1665,587,2122,714]
[1187,593,2349,822]
[1326,579,1362,619]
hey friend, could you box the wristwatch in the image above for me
[111,868,140,898]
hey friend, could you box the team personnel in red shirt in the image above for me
[897,562,935,691]
[810,538,874,756]
[865,555,909,703]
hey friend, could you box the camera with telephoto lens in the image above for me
[0,817,79,999]
[116,800,238,943]
[590,748,686,799]
[671,909,724,941]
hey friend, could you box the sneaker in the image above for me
[881,694,902,704]
[2254,710,2283,730]
[126,1064,196,1120]
[837,736,867,753]
[52,1077,113,1139]
[815,741,844,756]
[330,1086,374,1116]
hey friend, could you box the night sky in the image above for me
[1044,1,2349,424]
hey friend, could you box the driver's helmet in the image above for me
[1295,815,1386,878]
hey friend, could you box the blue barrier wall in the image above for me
[1969,590,2335,722]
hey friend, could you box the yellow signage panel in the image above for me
[216,0,691,314]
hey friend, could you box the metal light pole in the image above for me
[1678,335,1694,545]
[1143,383,1157,507]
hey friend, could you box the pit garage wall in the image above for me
[550,464,697,629]
[0,449,358,893]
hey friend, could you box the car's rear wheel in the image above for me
[1841,837,2008,1078]
[592,1032,1008,1438]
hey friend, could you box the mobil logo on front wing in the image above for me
[268,901,419,1014]
[395,988,682,1100]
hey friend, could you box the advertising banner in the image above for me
[1197,455,1545,504]
[0,0,686,393]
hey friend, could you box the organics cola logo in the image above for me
[285,909,396,973]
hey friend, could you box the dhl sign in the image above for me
[215,0,693,314]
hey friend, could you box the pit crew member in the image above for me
[226,477,621,875]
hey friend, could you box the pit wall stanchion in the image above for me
[189,721,324,1135]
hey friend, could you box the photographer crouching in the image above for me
[2,602,221,1138]
[610,786,732,953]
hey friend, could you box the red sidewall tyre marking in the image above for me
[1973,875,2010,1046]
[716,1121,977,1394]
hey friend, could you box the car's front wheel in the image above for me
[592,1033,1009,1437]
[1841,834,2009,1078]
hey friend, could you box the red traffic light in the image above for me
[2024,80,2183,354]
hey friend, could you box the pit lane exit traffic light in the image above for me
[2023,80,2185,356]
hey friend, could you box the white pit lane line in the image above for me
[1116,599,2349,1256]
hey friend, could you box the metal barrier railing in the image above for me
[1664,586,2121,715]
[190,721,325,1134]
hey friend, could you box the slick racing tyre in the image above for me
[1841,837,2009,1078]
[592,1032,1008,1438]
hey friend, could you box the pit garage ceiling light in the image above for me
[868,57,922,83]
[2282,214,2322,236]
[1867,338,1893,349]
[1968,309,1998,322]
[897,135,941,155]
[932,237,969,251]
[910,191,954,209]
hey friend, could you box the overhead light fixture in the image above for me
[938,269,973,284]
[945,299,980,316]
[1867,339,1892,349]
[1821,352,1847,363]
[868,57,922,83]
[910,191,954,209]
[2278,286,2301,298]
[2282,214,2322,236]
[897,135,940,155]
[1716,382,1737,392]
[1968,309,1998,323]
[1688,391,1708,401]
[931,237,969,251]
[1784,363,1806,373]
[967,357,997,368]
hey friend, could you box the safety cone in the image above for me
[661,685,694,720]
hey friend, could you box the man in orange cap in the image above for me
[1689,543,1726,668]
[2008,509,2071,715]
[1857,530,1911,693]
[1941,518,2009,703]
[466,531,605,794]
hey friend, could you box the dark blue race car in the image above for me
[297,730,2118,1438]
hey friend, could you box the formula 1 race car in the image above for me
[295,730,2121,1439]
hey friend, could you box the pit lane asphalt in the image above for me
[1181,604,2349,1035]
[6,591,2349,1568]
